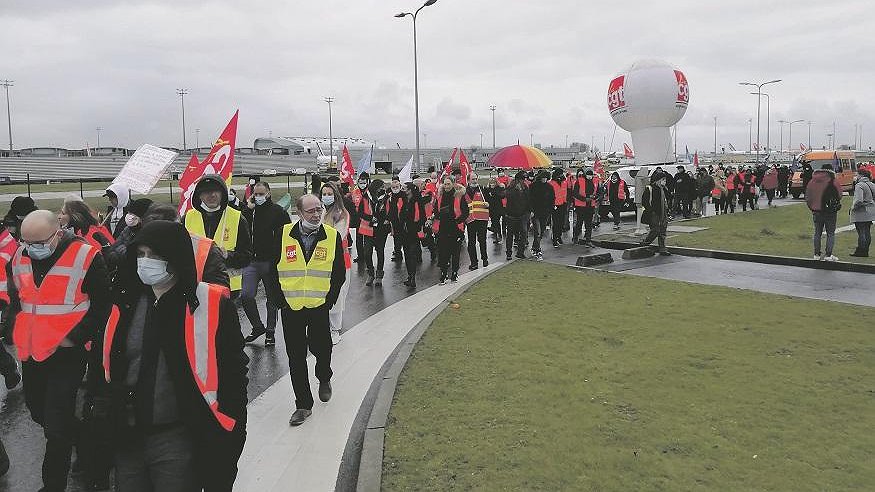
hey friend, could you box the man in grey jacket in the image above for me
[850,169,875,257]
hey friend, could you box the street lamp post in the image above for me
[713,116,717,156]
[490,105,496,150]
[480,133,483,148]
[96,126,103,148]
[196,128,200,149]
[807,121,813,150]
[777,120,787,154]
[395,0,438,174]
[749,91,771,153]
[740,79,781,163]
[1,80,13,152]
[787,119,803,156]
[324,97,334,165]
[176,88,189,153]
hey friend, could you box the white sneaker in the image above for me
[824,255,839,262]
[813,255,822,260]
[331,330,342,345]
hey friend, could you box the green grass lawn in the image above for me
[669,197,874,264]
[382,262,875,491]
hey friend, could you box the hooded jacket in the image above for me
[102,221,249,489]
[104,182,131,239]
[528,177,555,218]
[185,174,252,270]
[2,196,38,240]
[242,196,291,262]
[805,169,843,212]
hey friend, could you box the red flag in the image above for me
[593,154,605,177]
[623,143,634,158]
[178,111,239,216]
[440,148,457,182]
[458,149,471,186]
[693,151,699,167]
[340,144,355,184]
[0,227,17,263]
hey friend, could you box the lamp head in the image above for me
[423,0,438,6]
[394,12,407,18]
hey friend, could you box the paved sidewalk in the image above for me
[233,261,505,492]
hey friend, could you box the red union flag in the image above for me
[607,75,626,115]
[440,148,457,182]
[178,110,239,215]
[675,70,689,105]
[340,144,355,184]
[623,142,634,158]
[458,149,471,186]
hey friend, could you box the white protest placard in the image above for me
[112,144,179,194]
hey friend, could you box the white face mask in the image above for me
[137,257,173,286]
[321,195,335,206]
[201,203,221,213]
[391,186,401,193]
[357,182,368,190]
[124,213,140,227]
[300,217,322,231]
[254,195,267,206]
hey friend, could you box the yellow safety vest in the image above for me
[277,223,337,310]
[185,207,243,291]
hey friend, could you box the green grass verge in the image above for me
[382,262,875,491]
[670,197,874,264]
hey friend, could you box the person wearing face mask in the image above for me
[59,198,115,252]
[430,176,469,283]
[639,171,672,256]
[101,182,131,239]
[571,168,598,247]
[99,220,249,491]
[3,210,112,492]
[484,178,505,244]
[527,170,554,260]
[2,196,39,241]
[348,172,369,265]
[266,194,346,427]
[104,198,153,275]
[183,174,252,294]
[549,169,568,246]
[241,182,291,346]
[357,177,387,286]
[386,176,406,264]
[399,183,426,288]
[320,182,351,344]
[464,172,490,269]
[607,172,629,230]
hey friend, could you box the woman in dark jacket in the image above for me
[484,178,505,243]
[399,183,426,288]
[100,221,249,491]
[104,198,153,274]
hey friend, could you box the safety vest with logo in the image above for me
[549,180,567,206]
[466,189,489,223]
[357,195,374,237]
[277,223,338,310]
[432,194,465,234]
[0,228,17,304]
[102,282,237,432]
[11,240,97,362]
[185,207,242,291]
[573,178,597,207]
[83,224,115,251]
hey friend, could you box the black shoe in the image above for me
[87,478,111,491]
[289,408,312,426]
[265,333,276,346]
[318,380,332,402]
[365,272,375,286]
[469,263,478,270]
[439,272,448,285]
[403,275,411,286]
[4,370,21,390]
[515,253,526,259]
[506,252,512,260]
[482,259,488,267]
[450,272,458,282]
[353,257,359,263]
[244,327,267,344]
[553,240,559,248]
[408,275,416,288]
[659,251,672,256]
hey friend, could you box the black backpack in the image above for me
[822,177,842,213]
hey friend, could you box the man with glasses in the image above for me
[267,194,346,426]
[3,210,111,492]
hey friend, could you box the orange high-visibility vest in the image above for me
[726,173,736,190]
[190,234,213,283]
[11,240,97,362]
[616,180,627,201]
[432,194,465,234]
[357,195,374,237]
[573,178,597,207]
[83,224,115,251]
[465,189,489,223]
[0,229,17,305]
[103,282,237,431]
[549,180,567,206]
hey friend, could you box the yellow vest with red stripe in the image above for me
[432,194,465,234]
[102,283,237,431]
[277,223,338,310]
[185,207,242,291]
[466,189,489,223]
[11,239,97,362]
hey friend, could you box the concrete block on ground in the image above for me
[622,246,656,260]
[576,253,614,267]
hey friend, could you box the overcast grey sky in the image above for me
[1,0,872,153]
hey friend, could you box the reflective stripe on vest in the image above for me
[432,194,464,234]
[102,305,120,382]
[11,240,97,361]
[358,196,374,237]
[277,223,338,310]
[466,190,489,223]
[190,234,213,283]
[185,208,242,291]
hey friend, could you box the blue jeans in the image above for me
[241,261,278,333]
[812,211,837,256]
[855,221,872,254]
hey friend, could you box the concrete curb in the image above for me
[353,261,513,492]
[592,239,875,274]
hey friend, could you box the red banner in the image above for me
[0,227,17,263]
[675,70,689,105]
[623,142,634,158]
[440,148,457,182]
[340,145,355,184]
[607,75,626,115]
[458,149,471,186]
[178,110,239,216]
